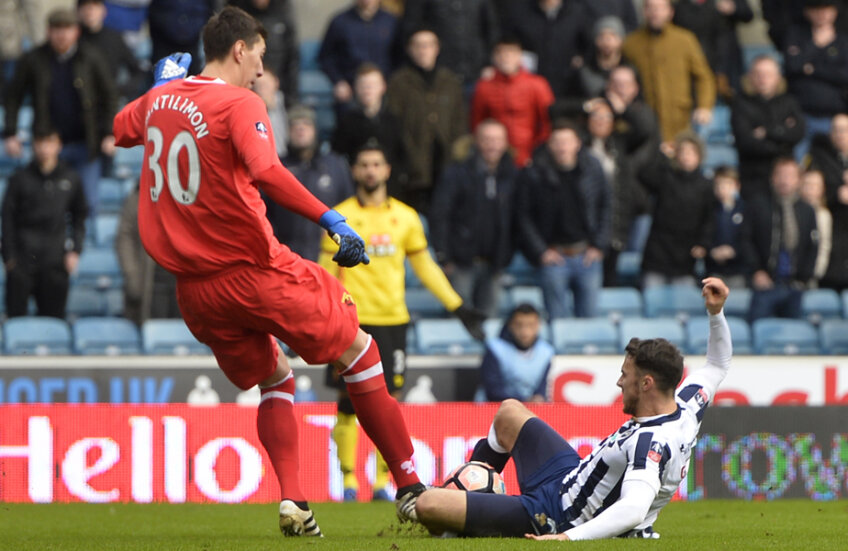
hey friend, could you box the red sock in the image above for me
[257,373,306,503]
[341,335,420,489]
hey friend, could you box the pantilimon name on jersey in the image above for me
[145,94,209,139]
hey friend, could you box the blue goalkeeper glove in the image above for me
[319,209,371,267]
[152,52,192,88]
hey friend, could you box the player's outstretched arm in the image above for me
[696,277,733,396]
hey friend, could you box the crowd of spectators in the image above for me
[1,0,848,342]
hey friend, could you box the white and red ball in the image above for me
[441,461,506,494]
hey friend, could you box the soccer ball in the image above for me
[441,461,506,494]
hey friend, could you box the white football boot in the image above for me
[279,499,323,537]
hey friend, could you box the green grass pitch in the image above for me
[1,500,846,550]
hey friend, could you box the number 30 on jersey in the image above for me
[146,126,201,205]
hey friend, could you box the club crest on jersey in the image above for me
[341,292,355,306]
[647,441,664,463]
[255,121,269,138]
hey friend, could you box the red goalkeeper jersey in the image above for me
[113,76,317,277]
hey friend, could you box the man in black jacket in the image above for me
[731,55,806,202]
[516,120,611,318]
[3,8,118,215]
[429,119,517,317]
[1,129,88,318]
[741,158,818,322]
[808,113,848,292]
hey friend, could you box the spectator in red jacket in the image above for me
[470,37,554,166]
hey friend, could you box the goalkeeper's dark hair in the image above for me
[353,139,389,165]
[202,6,267,63]
[624,338,684,393]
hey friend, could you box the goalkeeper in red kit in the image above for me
[112,6,424,536]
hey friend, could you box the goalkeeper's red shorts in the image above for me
[177,258,359,389]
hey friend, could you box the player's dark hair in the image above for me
[353,139,389,164]
[355,62,384,80]
[406,25,440,45]
[202,6,267,63]
[495,35,523,49]
[624,338,684,393]
[551,118,581,137]
[713,166,739,182]
[510,303,540,318]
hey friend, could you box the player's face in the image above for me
[587,103,614,139]
[750,59,780,97]
[508,312,541,349]
[608,68,638,103]
[475,122,508,166]
[617,356,642,415]
[355,71,386,108]
[408,31,439,71]
[492,44,522,76]
[33,134,62,166]
[644,0,673,31]
[353,150,391,192]
[48,25,80,55]
[675,142,701,172]
[240,37,266,88]
[289,119,316,149]
[771,162,801,198]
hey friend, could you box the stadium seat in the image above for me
[699,103,732,145]
[752,318,820,355]
[509,285,548,316]
[844,289,848,318]
[551,318,619,355]
[723,288,751,319]
[4,317,72,355]
[94,213,121,247]
[685,316,753,355]
[802,289,842,324]
[98,177,128,214]
[75,248,123,290]
[742,44,782,71]
[703,144,738,173]
[112,145,145,178]
[299,39,321,71]
[597,287,643,321]
[66,286,108,319]
[615,252,642,287]
[74,317,141,355]
[482,318,552,342]
[643,285,705,320]
[618,318,686,350]
[503,254,539,287]
[142,318,211,355]
[415,318,484,355]
[105,288,125,316]
[405,287,447,319]
[820,320,848,355]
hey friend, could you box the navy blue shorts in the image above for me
[464,418,581,537]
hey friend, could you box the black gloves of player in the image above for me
[453,304,486,341]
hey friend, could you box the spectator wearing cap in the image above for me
[318,0,400,112]
[78,0,145,100]
[3,8,118,216]
[672,0,754,98]
[622,0,715,144]
[782,0,848,159]
[503,0,591,99]
[400,0,500,95]
[265,106,354,262]
[2,129,88,319]
[575,16,627,102]
[638,131,715,289]
[470,37,554,167]
[386,27,466,213]
[731,55,806,202]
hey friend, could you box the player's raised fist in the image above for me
[320,209,371,267]
[153,53,192,88]
[701,277,729,315]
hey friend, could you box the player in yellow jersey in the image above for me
[320,142,485,502]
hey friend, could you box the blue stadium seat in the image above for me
[105,288,125,316]
[597,287,643,321]
[699,103,732,145]
[643,285,705,320]
[802,289,842,324]
[503,254,539,287]
[4,317,72,355]
[551,318,619,355]
[415,318,484,355]
[724,288,751,319]
[66,286,108,319]
[94,213,121,247]
[844,289,848,318]
[616,252,642,287]
[98,178,128,214]
[619,318,686,350]
[299,39,321,71]
[703,144,738,172]
[112,145,145,178]
[405,287,447,319]
[142,319,210,355]
[509,286,548,317]
[820,320,848,355]
[74,317,141,355]
[752,318,820,355]
[75,248,123,290]
[742,44,783,71]
[685,316,753,355]
[482,318,552,342]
